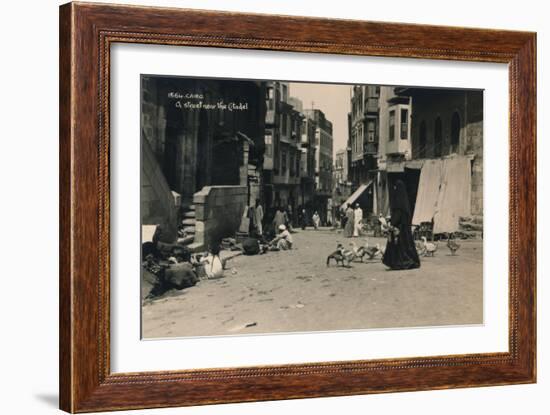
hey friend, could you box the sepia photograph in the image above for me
[140,75,484,339]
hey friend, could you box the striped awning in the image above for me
[341,180,373,209]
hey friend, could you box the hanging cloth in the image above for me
[412,159,443,225]
[433,156,472,233]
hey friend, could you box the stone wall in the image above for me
[141,76,266,205]
[141,136,179,243]
[468,119,483,216]
[193,185,248,250]
[465,91,484,217]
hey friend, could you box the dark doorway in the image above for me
[403,168,421,215]
[163,105,182,190]
[451,111,461,154]
[419,120,427,158]
[434,116,442,157]
[196,109,210,191]
[211,139,240,185]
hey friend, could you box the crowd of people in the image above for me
[243,200,295,254]
[339,202,364,238]
[143,181,422,300]
[246,180,420,272]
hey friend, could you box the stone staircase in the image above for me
[177,204,196,246]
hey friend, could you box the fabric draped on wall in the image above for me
[433,157,472,233]
[412,156,472,233]
[412,159,443,225]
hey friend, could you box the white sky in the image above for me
[289,82,352,156]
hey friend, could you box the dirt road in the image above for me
[142,228,483,338]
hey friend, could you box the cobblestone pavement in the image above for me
[142,228,483,338]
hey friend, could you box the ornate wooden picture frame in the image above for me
[59,2,536,412]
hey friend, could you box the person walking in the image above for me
[382,180,421,270]
[353,203,363,237]
[273,206,286,231]
[340,204,348,230]
[254,198,264,236]
[343,203,355,238]
[312,211,321,230]
[299,206,308,230]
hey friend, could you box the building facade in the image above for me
[305,109,334,224]
[348,84,483,235]
[396,87,483,219]
[349,85,380,188]
[263,82,303,217]
[375,86,412,216]
[333,148,351,207]
[344,85,385,216]
[299,106,317,210]
[370,87,484,236]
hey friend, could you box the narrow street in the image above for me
[142,228,483,338]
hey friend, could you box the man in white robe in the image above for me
[353,203,363,237]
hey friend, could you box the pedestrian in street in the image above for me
[382,180,421,270]
[300,207,308,230]
[312,211,321,230]
[340,204,348,230]
[344,203,355,238]
[254,198,264,236]
[287,204,294,228]
[270,224,293,250]
[353,203,363,237]
[273,206,286,231]
[247,203,257,236]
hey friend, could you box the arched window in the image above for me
[451,111,461,154]
[419,120,427,158]
[434,116,442,157]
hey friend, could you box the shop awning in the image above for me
[341,180,373,209]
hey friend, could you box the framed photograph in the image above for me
[59,2,536,412]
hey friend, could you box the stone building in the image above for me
[349,85,380,188]
[374,86,412,217]
[343,84,482,235]
[343,85,383,216]
[140,75,266,249]
[393,87,483,234]
[298,103,317,210]
[304,109,333,224]
[333,148,351,206]
[262,82,303,216]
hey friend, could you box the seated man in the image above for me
[271,224,293,251]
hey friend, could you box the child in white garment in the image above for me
[200,244,224,279]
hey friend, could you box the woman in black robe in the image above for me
[382,180,421,270]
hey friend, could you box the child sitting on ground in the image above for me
[199,243,225,279]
